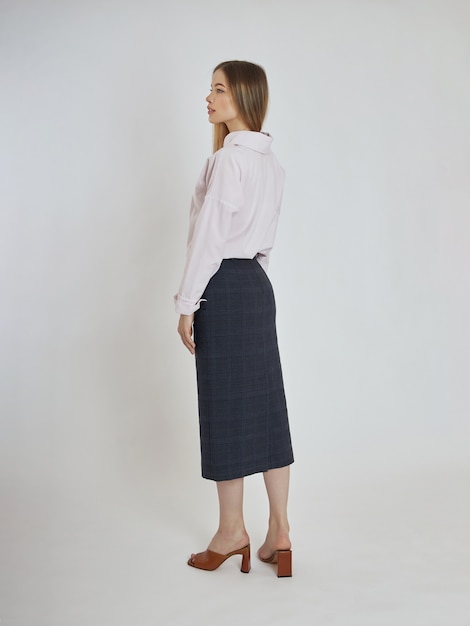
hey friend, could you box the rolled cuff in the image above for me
[174,293,205,315]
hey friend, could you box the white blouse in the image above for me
[174,130,285,315]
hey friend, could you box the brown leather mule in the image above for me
[259,549,292,577]
[187,544,251,573]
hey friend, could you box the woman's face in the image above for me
[206,69,247,132]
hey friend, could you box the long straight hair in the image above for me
[212,60,269,153]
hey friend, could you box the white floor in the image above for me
[1,456,469,626]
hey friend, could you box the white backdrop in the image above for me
[1,1,469,624]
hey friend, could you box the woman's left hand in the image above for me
[177,313,195,355]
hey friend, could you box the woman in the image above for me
[175,60,294,577]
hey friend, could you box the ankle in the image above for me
[208,527,250,554]
[215,525,249,542]
[268,517,290,535]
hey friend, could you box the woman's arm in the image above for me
[175,150,243,316]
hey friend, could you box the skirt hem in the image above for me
[202,459,294,483]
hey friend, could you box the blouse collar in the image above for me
[224,130,273,154]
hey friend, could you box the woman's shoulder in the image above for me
[204,144,243,179]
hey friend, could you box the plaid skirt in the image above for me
[193,258,294,481]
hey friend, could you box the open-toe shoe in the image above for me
[188,544,251,573]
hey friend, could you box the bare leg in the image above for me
[204,478,250,554]
[258,465,291,560]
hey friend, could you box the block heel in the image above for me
[259,549,292,577]
[276,550,292,577]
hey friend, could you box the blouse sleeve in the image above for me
[174,149,244,315]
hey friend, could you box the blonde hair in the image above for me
[212,60,269,153]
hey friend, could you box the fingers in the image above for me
[181,331,195,355]
[178,325,194,353]
[178,314,196,355]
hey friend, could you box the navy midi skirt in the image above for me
[193,258,294,481]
